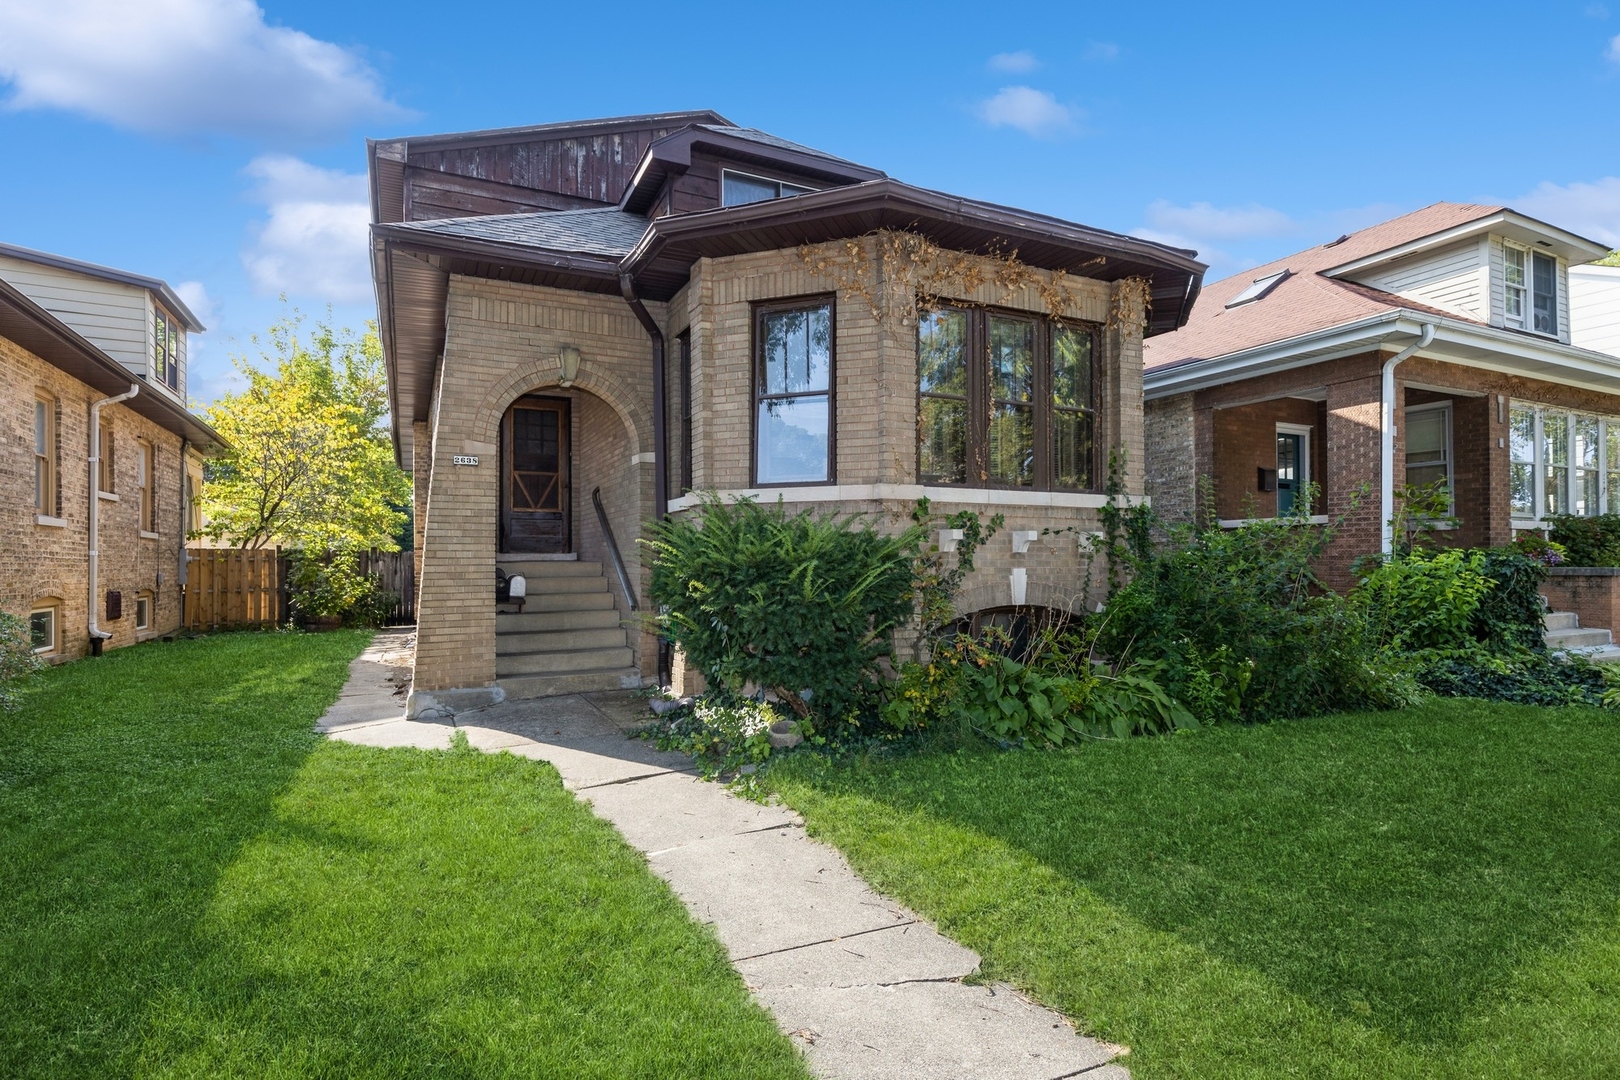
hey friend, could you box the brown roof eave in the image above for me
[0,278,224,450]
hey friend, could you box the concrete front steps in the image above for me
[496,557,642,697]
[1544,610,1620,663]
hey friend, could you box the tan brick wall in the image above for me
[412,278,659,693]
[0,335,191,661]
[413,245,1142,693]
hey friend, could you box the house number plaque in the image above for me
[452,455,479,466]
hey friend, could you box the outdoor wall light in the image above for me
[558,345,582,387]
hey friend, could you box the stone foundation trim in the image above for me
[667,484,1149,512]
[406,685,506,720]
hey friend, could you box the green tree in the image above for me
[1599,250,1620,267]
[199,312,409,555]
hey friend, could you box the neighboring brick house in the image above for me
[368,111,1206,714]
[0,246,222,662]
[1142,203,1620,588]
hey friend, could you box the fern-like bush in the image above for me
[644,497,922,728]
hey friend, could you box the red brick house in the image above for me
[368,112,1206,715]
[1143,203,1619,587]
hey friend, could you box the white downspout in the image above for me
[89,384,139,650]
[1380,324,1436,556]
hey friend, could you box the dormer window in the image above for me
[1504,244,1558,336]
[722,170,816,208]
[1225,270,1290,308]
[154,306,181,390]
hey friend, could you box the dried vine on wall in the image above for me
[797,229,1151,332]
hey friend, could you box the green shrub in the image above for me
[1404,645,1606,707]
[288,550,397,628]
[1094,498,1386,722]
[1473,547,1551,651]
[645,497,921,727]
[1354,548,1494,651]
[1547,513,1620,566]
[0,610,43,710]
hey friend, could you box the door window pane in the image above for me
[757,397,830,483]
[1277,433,1302,515]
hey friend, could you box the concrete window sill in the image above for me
[98,491,119,501]
[139,530,160,540]
[35,514,67,528]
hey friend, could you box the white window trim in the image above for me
[1501,240,1559,338]
[720,168,817,207]
[29,604,58,655]
[1274,422,1312,515]
[1509,402,1618,526]
[134,593,151,632]
[1403,402,1454,514]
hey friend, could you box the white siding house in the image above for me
[1571,264,1620,358]
[0,242,203,405]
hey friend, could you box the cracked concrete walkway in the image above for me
[319,629,1128,1080]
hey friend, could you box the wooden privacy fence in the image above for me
[184,548,284,630]
[183,548,416,630]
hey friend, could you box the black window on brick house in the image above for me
[918,305,1096,490]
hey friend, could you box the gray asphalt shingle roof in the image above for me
[389,207,651,259]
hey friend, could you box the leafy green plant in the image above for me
[1354,548,1494,651]
[644,496,921,728]
[644,693,784,778]
[908,497,1002,659]
[0,610,43,710]
[1403,645,1606,707]
[1473,547,1551,651]
[1546,514,1620,567]
[288,550,396,627]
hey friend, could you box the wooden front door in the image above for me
[502,396,570,553]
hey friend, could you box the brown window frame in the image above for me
[916,304,1099,492]
[137,439,155,534]
[154,306,180,391]
[751,295,837,487]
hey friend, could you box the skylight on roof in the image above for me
[1226,270,1290,308]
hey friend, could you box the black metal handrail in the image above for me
[592,486,639,611]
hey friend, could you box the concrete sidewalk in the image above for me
[320,629,1128,1080]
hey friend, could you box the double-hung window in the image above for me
[1511,403,1620,521]
[137,440,155,533]
[154,308,180,390]
[1404,404,1453,505]
[1504,245,1559,336]
[917,306,1096,490]
[754,299,833,484]
[98,419,115,494]
[34,397,55,515]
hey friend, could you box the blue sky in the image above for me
[2,0,1618,405]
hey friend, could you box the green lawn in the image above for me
[0,632,806,1079]
[765,700,1620,1079]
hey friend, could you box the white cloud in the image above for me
[1514,176,1620,248]
[975,86,1079,138]
[1607,33,1620,63]
[1132,199,1403,276]
[1084,42,1120,62]
[0,0,403,138]
[1142,200,1297,243]
[987,51,1040,74]
[173,281,216,328]
[241,155,371,304]
[1589,4,1611,18]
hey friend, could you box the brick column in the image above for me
[1144,393,1196,523]
[1106,282,1147,495]
[1323,372,1386,589]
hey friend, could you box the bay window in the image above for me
[754,299,833,485]
[917,305,1096,491]
[1511,404,1620,521]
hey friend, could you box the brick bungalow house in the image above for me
[368,111,1206,715]
[1142,203,1620,592]
[0,244,222,662]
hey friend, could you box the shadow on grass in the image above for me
[0,631,369,1079]
[769,700,1620,1068]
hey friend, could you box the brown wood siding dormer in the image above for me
[667,153,829,217]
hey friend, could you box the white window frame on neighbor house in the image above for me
[1503,242,1559,337]
[29,602,58,655]
[1403,402,1454,513]
[1510,403,1620,528]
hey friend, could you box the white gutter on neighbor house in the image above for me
[89,383,139,650]
[1380,324,1435,556]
